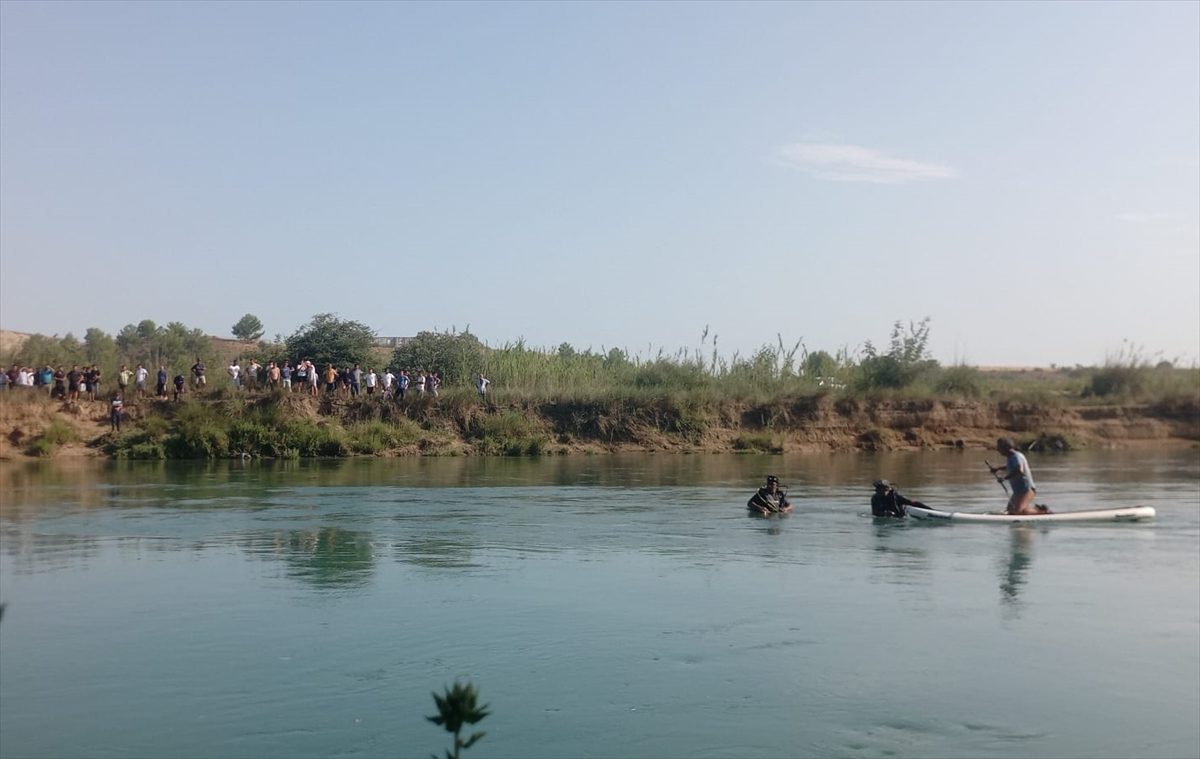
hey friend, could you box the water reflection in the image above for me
[393,535,481,569]
[239,528,376,588]
[999,527,1036,610]
[870,522,931,584]
[0,531,102,574]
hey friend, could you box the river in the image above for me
[1,449,1197,759]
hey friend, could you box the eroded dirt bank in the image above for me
[0,392,1196,461]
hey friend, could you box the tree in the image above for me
[392,330,485,385]
[84,327,117,366]
[136,320,158,341]
[803,350,838,379]
[855,318,939,390]
[232,314,265,341]
[286,313,375,369]
[13,334,80,368]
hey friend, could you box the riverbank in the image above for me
[1,388,1196,461]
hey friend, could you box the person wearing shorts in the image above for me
[135,364,148,398]
[191,359,207,388]
[990,438,1041,515]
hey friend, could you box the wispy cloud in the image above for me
[1115,211,1171,223]
[776,142,957,184]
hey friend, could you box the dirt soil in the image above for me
[1,391,1196,461]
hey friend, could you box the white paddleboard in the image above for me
[906,505,1156,524]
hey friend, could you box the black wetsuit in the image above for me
[748,488,790,513]
[871,490,921,517]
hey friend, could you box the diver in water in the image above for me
[747,475,792,516]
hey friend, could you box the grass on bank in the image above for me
[25,418,77,457]
[4,328,1196,460]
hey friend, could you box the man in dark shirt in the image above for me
[191,358,207,388]
[871,480,924,517]
[67,366,83,401]
[747,475,792,516]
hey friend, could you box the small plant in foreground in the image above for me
[427,681,489,759]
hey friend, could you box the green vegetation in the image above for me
[732,432,784,453]
[231,313,265,341]
[6,317,1198,460]
[854,318,937,391]
[393,330,486,385]
[25,418,77,457]
[285,313,375,369]
[466,410,548,456]
[935,365,985,398]
[6,319,220,385]
[427,681,489,759]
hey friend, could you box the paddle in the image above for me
[985,459,1010,495]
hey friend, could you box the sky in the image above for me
[1,0,1197,367]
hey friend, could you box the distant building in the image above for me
[374,336,414,348]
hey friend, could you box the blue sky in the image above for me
[2,1,1197,366]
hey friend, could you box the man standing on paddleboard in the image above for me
[990,438,1040,515]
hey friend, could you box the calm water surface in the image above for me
[1,450,1197,759]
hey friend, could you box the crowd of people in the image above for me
[215,359,462,400]
[1,358,493,405]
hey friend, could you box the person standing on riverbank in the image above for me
[53,367,66,399]
[66,366,81,401]
[191,358,207,389]
[110,392,123,432]
[156,366,168,398]
[135,364,148,398]
[88,365,101,401]
[476,373,490,399]
[990,438,1040,515]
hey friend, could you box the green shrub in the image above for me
[347,421,407,454]
[469,411,548,456]
[24,419,77,456]
[25,438,58,457]
[125,441,167,460]
[732,433,783,453]
[935,365,984,398]
[281,420,348,457]
[1087,366,1146,398]
[632,361,709,390]
[169,422,230,458]
[228,420,286,457]
[854,318,939,391]
[41,419,77,445]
